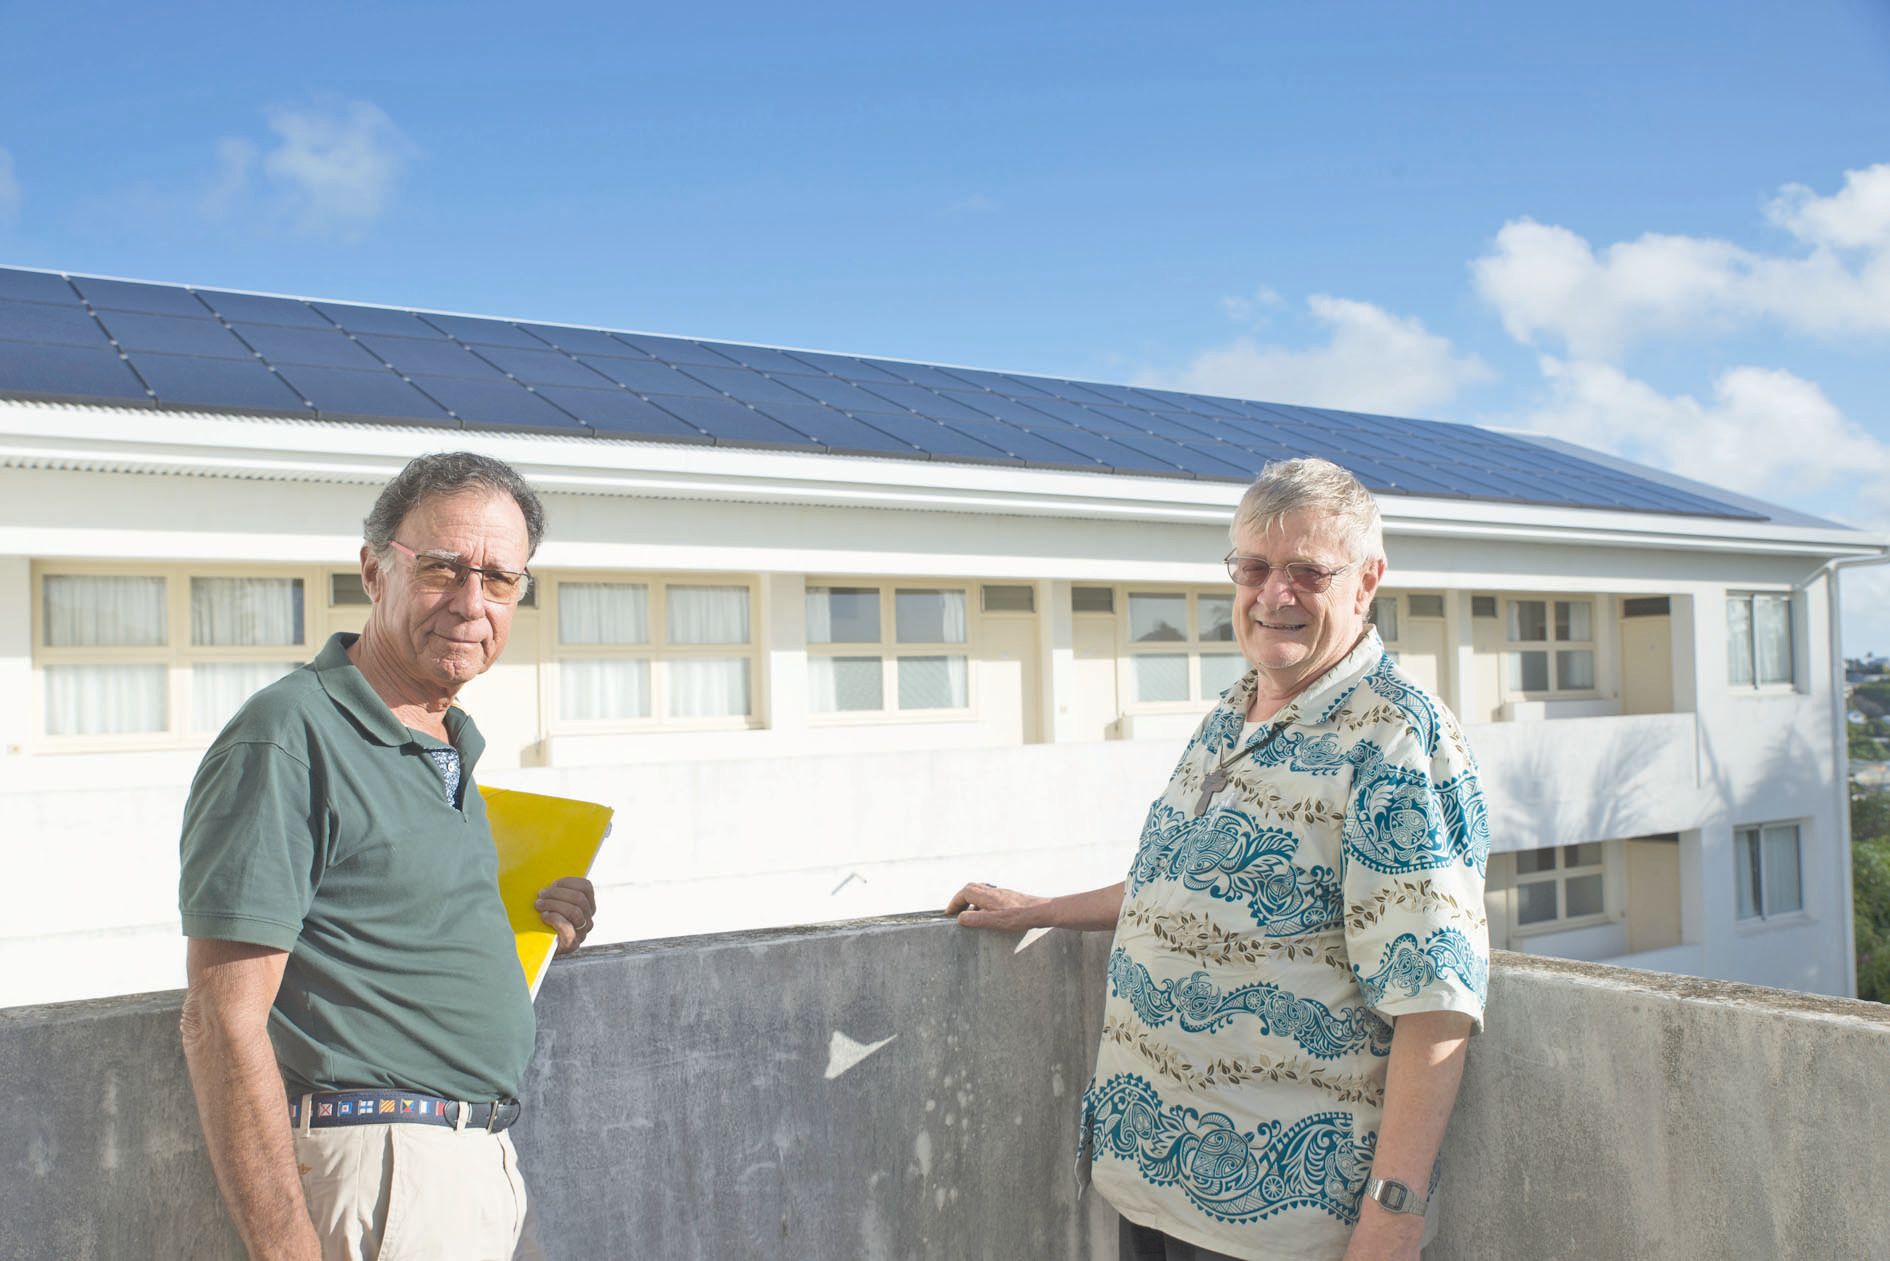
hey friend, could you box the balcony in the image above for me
[4,915,1888,1258]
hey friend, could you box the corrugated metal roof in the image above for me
[0,266,1765,520]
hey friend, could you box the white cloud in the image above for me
[947,192,998,214]
[0,148,20,224]
[1512,356,1890,504]
[1471,163,1890,358]
[1145,295,1491,414]
[1219,286,1282,324]
[204,99,415,238]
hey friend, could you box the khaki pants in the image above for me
[293,1120,528,1261]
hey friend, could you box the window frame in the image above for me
[544,572,765,733]
[1734,821,1806,923]
[1508,841,1615,937]
[31,560,321,750]
[803,579,976,723]
[1117,584,1248,710]
[1726,591,1797,691]
[1502,595,1600,700]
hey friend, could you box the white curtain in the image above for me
[894,589,967,645]
[1556,650,1596,690]
[193,662,298,732]
[809,656,883,712]
[1199,653,1247,696]
[560,583,649,646]
[43,575,166,646]
[44,664,167,735]
[1762,826,1802,913]
[897,654,968,709]
[560,658,650,719]
[191,578,303,646]
[1726,598,1756,686]
[1557,600,1593,643]
[1754,595,1792,684]
[806,587,879,644]
[669,658,751,717]
[667,586,749,645]
[1133,653,1189,703]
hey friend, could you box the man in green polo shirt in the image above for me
[178,451,596,1261]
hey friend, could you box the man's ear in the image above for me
[359,545,381,605]
[1355,557,1387,614]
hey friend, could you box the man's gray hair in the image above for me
[363,452,546,559]
[1230,457,1384,562]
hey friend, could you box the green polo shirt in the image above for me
[178,632,535,1101]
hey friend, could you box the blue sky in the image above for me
[4,1,1890,646]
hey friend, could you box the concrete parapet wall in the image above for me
[4,922,1889,1259]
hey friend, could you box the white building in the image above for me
[0,266,1880,1007]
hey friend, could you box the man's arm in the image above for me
[179,938,321,1261]
[946,880,1125,932]
[1342,1009,1474,1261]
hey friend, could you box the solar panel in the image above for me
[98,312,252,359]
[746,401,928,458]
[313,303,446,338]
[72,277,208,317]
[473,346,617,389]
[642,394,815,448]
[355,334,504,380]
[0,299,113,348]
[530,387,711,441]
[858,382,992,423]
[940,419,1109,470]
[0,340,149,402]
[783,350,909,383]
[133,354,308,413]
[232,325,383,370]
[272,364,455,424]
[518,324,650,359]
[845,412,1020,463]
[405,374,581,432]
[609,335,737,368]
[708,343,821,378]
[418,313,545,349]
[0,267,1779,521]
[196,291,332,329]
[766,374,890,415]
[679,365,824,408]
[0,271,79,304]
[579,357,722,398]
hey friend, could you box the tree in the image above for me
[1852,788,1890,1005]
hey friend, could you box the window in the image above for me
[553,578,757,724]
[36,568,310,741]
[1072,586,1115,614]
[1735,824,1803,920]
[1505,598,1596,695]
[981,585,1034,614]
[1513,843,1608,930]
[805,584,970,714]
[1727,593,1793,687]
[1124,589,1246,704]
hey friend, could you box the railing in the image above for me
[5,916,1889,1259]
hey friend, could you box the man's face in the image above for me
[1231,509,1383,684]
[360,490,531,693]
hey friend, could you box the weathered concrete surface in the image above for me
[0,915,1115,1261]
[1432,951,1890,1261]
[6,927,1890,1259]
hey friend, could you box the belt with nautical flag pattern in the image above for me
[289,1090,522,1132]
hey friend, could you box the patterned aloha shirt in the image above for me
[1081,628,1490,1261]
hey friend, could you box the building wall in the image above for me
[0,464,1859,1006]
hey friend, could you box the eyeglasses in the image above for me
[388,540,533,604]
[1223,549,1355,594]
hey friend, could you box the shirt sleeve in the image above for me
[177,741,326,951]
[1340,720,1492,1032]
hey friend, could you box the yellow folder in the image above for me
[478,785,614,998]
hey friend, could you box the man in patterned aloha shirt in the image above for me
[950,457,1489,1261]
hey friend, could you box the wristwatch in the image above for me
[1363,1176,1428,1216]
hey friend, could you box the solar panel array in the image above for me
[0,267,1762,519]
